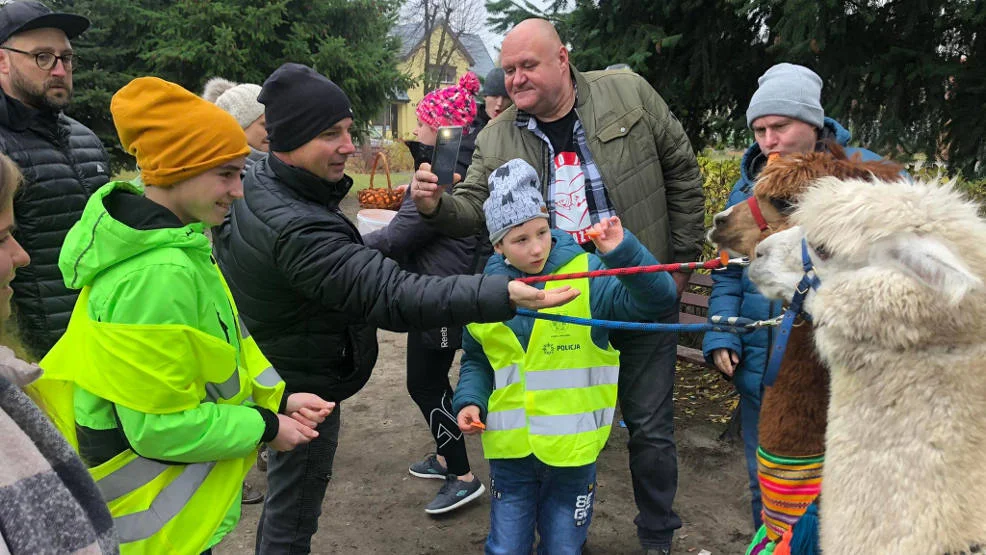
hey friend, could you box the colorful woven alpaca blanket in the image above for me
[747,448,823,555]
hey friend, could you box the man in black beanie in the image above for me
[212,63,579,554]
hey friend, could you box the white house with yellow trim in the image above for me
[379,22,494,140]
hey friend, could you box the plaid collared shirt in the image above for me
[515,108,616,244]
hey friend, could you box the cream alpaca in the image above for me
[749,176,986,554]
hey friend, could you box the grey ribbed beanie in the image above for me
[202,77,264,129]
[484,159,549,245]
[746,63,824,129]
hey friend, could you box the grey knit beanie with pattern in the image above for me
[746,63,824,129]
[484,159,550,245]
[202,77,264,129]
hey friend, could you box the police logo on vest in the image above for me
[541,342,581,356]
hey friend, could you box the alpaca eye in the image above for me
[769,197,794,215]
[812,243,831,261]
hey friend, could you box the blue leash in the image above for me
[514,309,781,335]
[763,238,821,387]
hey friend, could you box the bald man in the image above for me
[412,18,703,555]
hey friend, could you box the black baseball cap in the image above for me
[0,1,90,44]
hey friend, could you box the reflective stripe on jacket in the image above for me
[467,254,620,467]
[39,278,284,554]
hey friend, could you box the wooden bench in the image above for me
[677,272,713,366]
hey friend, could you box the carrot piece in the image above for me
[471,421,486,430]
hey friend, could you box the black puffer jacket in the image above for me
[0,93,109,359]
[213,154,514,402]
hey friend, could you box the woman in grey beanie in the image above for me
[203,77,268,172]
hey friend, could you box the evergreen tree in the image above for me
[486,0,984,175]
[50,0,413,172]
[743,0,982,176]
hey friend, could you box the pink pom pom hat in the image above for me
[416,72,480,129]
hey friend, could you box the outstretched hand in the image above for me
[587,216,625,254]
[507,281,580,310]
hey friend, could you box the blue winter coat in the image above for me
[701,118,884,399]
[453,229,677,418]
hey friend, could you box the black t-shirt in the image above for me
[535,108,598,247]
[537,108,578,155]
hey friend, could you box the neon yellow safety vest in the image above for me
[467,253,621,467]
[36,267,285,555]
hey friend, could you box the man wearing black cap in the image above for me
[0,0,109,359]
[212,62,578,554]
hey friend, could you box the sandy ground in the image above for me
[217,197,753,555]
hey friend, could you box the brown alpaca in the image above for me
[710,143,904,258]
[707,144,904,543]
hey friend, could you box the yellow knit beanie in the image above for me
[111,77,249,187]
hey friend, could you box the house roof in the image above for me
[390,22,495,81]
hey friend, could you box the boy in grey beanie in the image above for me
[456,158,677,554]
[484,158,549,247]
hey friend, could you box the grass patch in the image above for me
[348,172,412,195]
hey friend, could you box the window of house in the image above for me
[426,64,457,86]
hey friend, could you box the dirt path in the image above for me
[217,198,753,555]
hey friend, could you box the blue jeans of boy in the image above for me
[486,455,596,555]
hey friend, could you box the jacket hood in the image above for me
[59,180,211,290]
[405,140,434,170]
[484,229,585,279]
[738,116,853,193]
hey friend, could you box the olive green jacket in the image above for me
[428,66,705,264]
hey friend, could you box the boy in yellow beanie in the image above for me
[40,76,335,555]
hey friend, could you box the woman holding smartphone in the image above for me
[363,72,490,515]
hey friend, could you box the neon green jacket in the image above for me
[53,180,271,548]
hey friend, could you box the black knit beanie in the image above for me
[259,63,354,153]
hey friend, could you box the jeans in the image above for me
[610,306,682,550]
[255,407,341,554]
[738,384,763,530]
[486,456,596,555]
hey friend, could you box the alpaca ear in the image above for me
[873,235,983,305]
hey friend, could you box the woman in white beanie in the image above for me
[203,77,268,172]
[202,77,270,505]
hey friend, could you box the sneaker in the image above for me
[424,475,485,515]
[241,482,264,505]
[409,453,447,479]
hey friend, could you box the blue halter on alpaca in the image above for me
[763,238,822,387]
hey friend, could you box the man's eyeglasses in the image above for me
[0,46,76,71]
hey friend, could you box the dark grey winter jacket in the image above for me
[0,92,109,359]
[213,154,514,402]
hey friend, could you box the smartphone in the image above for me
[432,126,463,187]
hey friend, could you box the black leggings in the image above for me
[406,331,471,476]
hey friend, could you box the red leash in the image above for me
[515,252,741,284]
